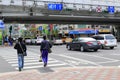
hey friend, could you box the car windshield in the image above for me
[92,36,104,40]
[25,38,31,39]
[105,35,115,39]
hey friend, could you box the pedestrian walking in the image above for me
[40,36,52,67]
[4,35,8,46]
[8,36,13,46]
[14,37,27,71]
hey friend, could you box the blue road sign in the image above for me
[38,26,42,31]
[48,4,63,11]
[108,6,114,14]
[0,20,4,29]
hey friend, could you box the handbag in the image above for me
[23,52,27,56]
[39,56,42,62]
[48,48,52,53]
[19,42,27,56]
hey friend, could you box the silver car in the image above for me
[92,34,117,49]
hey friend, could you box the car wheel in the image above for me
[67,45,71,50]
[102,45,105,49]
[35,42,37,45]
[94,49,98,52]
[80,46,84,52]
[110,47,114,49]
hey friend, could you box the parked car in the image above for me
[25,38,32,45]
[31,38,37,45]
[92,34,117,49]
[66,37,100,52]
[65,37,73,44]
[62,37,73,44]
[52,39,63,45]
[36,37,43,45]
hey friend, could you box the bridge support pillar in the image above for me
[115,25,120,42]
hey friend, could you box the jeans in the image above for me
[18,54,24,69]
[42,50,48,64]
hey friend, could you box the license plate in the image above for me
[110,40,113,42]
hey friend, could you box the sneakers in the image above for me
[39,59,42,62]
[44,63,47,67]
[19,68,21,71]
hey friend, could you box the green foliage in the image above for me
[65,8,72,11]
[103,10,108,13]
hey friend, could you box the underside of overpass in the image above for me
[1,4,120,24]
[1,16,120,25]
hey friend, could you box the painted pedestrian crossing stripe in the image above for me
[1,51,68,70]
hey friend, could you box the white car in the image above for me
[36,38,43,45]
[53,39,63,45]
[92,34,117,49]
[31,38,37,45]
[25,38,32,45]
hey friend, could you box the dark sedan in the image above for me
[66,37,100,52]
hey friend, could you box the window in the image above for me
[92,36,104,40]
[63,27,67,30]
[105,35,115,39]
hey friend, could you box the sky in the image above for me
[0,0,120,6]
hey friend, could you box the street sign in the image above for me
[108,6,114,14]
[48,4,63,11]
[96,6,102,13]
[0,20,4,29]
[38,26,42,31]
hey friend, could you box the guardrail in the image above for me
[0,1,120,17]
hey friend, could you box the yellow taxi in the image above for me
[65,37,73,43]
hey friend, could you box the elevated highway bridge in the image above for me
[0,4,120,24]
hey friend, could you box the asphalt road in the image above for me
[0,43,120,73]
[28,44,120,67]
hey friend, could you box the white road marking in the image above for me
[8,58,55,64]
[8,60,41,63]
[53,54,102,66]
[65,60,88,66]
[80,53,119,61]
[110,54,120,56]
[5,58,53,62]
[15,63,66,70]
[97,60,119,64]
[12,61,59,66]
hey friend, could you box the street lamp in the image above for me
[33,0,37,7]
[10,0,14,5]
[22,0,26,11]
[10,0,14,3]
[0,0,2,2]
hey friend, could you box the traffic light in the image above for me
[9,26,12,36]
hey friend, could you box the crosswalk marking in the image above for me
[12,61,59,66]
[0,47,68,70]
[5,57,53,62]
[15,63,66,70]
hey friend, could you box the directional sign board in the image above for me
[48,4,63,11]
[0,20,4,30]
[38,26,42,31]
[108,6,114,14]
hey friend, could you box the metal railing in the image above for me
[0,0,120,17]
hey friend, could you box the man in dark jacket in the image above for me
[40,36,52,67]
[14,37,27,71]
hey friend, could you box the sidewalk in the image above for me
[0,67,120,80]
